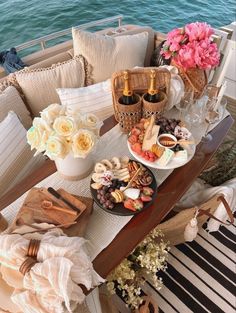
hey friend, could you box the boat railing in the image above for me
[14,15,123,53]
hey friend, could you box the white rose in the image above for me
[27,126,41,150]
[45,135,70,160]
[33,117,52,133]
[53,116,76,137]
[82,113,103,135]
[72,129,96,158]
[40,104,66,124]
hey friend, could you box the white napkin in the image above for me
[159,65,185,110]
[177,178,236,232]
[0,226,104,313]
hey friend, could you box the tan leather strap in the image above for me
[198,195,234,226]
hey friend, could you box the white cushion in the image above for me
[57,79,113,121]
[72,29,149,83]
[0,112,45,197]
[0,86,32,129]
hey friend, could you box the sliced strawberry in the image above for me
[142,187,154,196]
[141,194,152,202]
[128,134,138,145]
[124,199,136,211]
[133,199,144,211]
[141,151,146,158]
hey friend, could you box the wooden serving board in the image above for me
[8,187,93,237]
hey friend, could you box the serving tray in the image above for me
[7,187,93,237]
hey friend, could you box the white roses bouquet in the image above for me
[27,104,102,160]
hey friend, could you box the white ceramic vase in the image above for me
[55,153,94,181]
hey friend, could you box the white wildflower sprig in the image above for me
[106,229,170,310]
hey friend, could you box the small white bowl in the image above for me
[157,133,177,149]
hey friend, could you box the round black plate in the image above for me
[90,161,158,216]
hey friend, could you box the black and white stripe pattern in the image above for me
[116,213,235,312]
[143,213,236,313]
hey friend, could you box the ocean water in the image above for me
[0,0,235,54]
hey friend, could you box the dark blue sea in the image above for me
[0,0,235,54]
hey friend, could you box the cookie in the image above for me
[92,173,102,183]
[94,162,107,173]
[91,182,103,190]
[101,159,113,169]
[112,157,121,169]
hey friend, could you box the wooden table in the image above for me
[0,114,234,279]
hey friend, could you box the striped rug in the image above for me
[112,212,235,313]
[142,214,236,313]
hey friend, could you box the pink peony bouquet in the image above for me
[161,22,220,70]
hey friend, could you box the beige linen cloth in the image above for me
[0,226,104,313]
[177,177,236,232]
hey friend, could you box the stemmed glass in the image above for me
[202,97,227,142]
[175,91,194,122]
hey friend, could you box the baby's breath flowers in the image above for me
[106,229,170,310]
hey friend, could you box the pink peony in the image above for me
[161,22,219,70]
[173,42,197,69]
[194,40,220,69]
[185,22,214,42]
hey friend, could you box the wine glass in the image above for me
[202,97,227,142]
[175,91,194,121]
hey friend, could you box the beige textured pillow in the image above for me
[15,56,86,117]
[72,29,149,83]
[0,86,32,129]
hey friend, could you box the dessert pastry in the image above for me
[100,171,114,186]
[174,125,191,140]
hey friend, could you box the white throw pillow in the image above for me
[0,111,45,197]
[72,29,149,83]
[57,79,113,121]
[0,86,32,129]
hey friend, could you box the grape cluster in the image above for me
[156,117,181,135]
[96,179,127,210]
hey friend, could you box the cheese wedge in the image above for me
[175,150,188,162]
[157,148,174,166]
[142,116,160,151]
